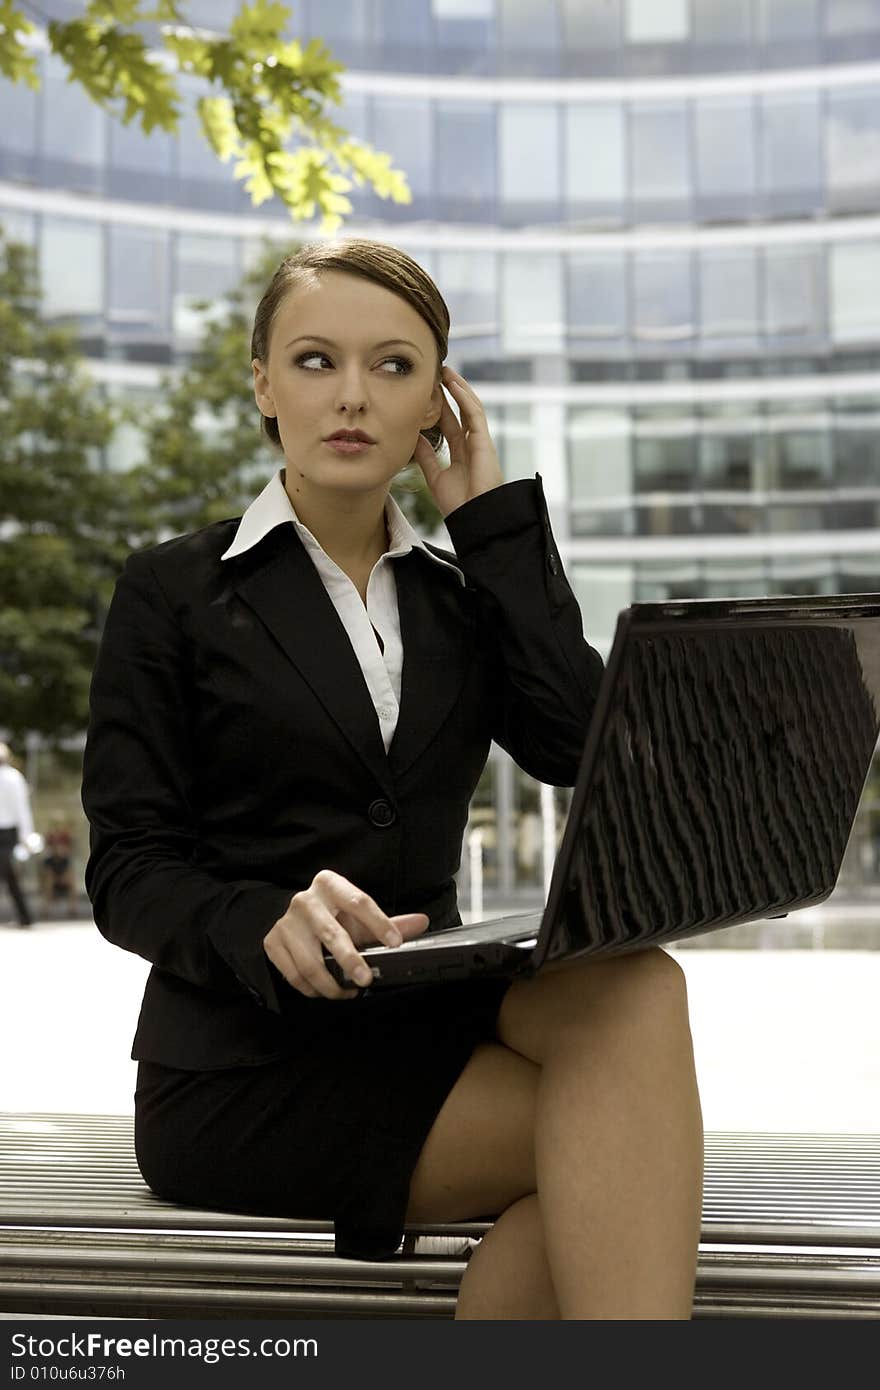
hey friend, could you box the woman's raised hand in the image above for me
[263,868,429,1000]
[412,366,504,519]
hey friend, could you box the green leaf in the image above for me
[46,15,181,133]
[0,1,39,86]
[198,95,241,161]
[161,29,213,76]
[229,0,291,47]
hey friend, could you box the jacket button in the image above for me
[368,798,396,828]
[548,552,560,575]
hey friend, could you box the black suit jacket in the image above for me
[81,475,604,1069]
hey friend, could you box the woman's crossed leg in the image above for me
[405,947,704,1320]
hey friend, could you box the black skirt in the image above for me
[134,976,510,1260]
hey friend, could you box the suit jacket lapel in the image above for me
[230,527,395,797]
[388,549,475,780]
[227,529,476,792]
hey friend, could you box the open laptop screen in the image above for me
[539,595,880,964]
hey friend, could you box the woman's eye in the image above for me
[294,352,412,376]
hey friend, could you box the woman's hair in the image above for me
[251,237,450,456]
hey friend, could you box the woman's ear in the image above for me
[422,377,443,431]
[252,359,276,418]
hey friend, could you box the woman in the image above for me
[81,238,703,1319]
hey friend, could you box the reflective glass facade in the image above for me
[6,54,880,229]
[2,3,880,894]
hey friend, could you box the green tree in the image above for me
[125,239,443,548]
[0,0,411,232]
[0,230,134,747]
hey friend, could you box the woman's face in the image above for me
[252,269,443,494]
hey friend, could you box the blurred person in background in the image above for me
[0,741,41,928]
[40,809,77,919]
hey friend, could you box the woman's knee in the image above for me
[499,947,692,1064]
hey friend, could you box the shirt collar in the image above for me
[220,467,465,585]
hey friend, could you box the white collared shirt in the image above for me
[0,762,35,841]
[221,468,464,751]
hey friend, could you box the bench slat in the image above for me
[2,1112,879,1319]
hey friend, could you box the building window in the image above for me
[764,245,826,344]
[759,91,822,215]
[40,218,103,330]
[501,253,564,354]
[431,0,495,69]
[702,558,767,597]
[824,1,880,35]
[631,101,690,218]
[0,64,37,163]
[625,0,689,43]
[439,249,499,357]
[108,112,173,202]
[699,407,763,535]
[700,425,761,492]
[834,402,880,487]
[107,226,170,350]
[633,407,698,534]
[699,248,760,350]
[569,253,628,352]
[103,384,159,474]
[176,76,241,211]
[435,101,496,215]
[826,86,880,213]
[635,561,701,601]
[565,105,625,221]
[569,408,633,537]
[768,558,835,596]
[173,234,240,345]
[756,0,820,39]
[184,0,239,25]
[374,0,432,61]
[561,0,621,49]
[498,406,535,482]
[634,429,697,493]
[42,52,104,192]
[571,564,635,654]
[692,0,752,44]
[839,554,880,593]
[498,0,561,55]
[371,97,432,204]
[694,95,757,216]
[500,103,560,213]
[766,408,832,490]
[830,241,880,344]
[0,211,35,248]
[632,251,695,348]
[307,0,371,45]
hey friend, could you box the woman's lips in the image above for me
[324,439,374,455]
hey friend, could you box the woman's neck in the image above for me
[282,468,389,568]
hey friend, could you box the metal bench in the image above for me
[1,1113,878,1319]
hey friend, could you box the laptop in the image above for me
[327,591,880,991]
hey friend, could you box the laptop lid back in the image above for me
[533,593,880,966]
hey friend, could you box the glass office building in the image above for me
[2,0,879,898]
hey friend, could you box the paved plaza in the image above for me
[1,907,878,1133]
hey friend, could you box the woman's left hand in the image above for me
[412,366,504,519]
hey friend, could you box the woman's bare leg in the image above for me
[500,948,703,1318]
[405,948,703,1320]
[405,1041,559,1319]
[455,1195,558,1319]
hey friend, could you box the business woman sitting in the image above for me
[81,237,703,1319]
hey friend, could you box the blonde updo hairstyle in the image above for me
[251,238,449,461]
